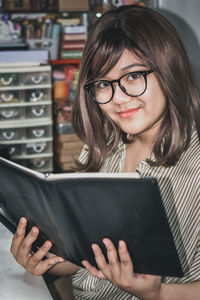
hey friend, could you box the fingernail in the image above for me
[81,260,86,266]
[58,257,64,262]
[44,241,51,248]
[92,244,97,251]
[119,240,124,248]
[81,259,87,267]
[20,217,26,224]
[102,239,108,246]
[32,227,38,234]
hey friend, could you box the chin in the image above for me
[120,124,144,135]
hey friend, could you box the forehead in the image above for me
[104,49,147,78]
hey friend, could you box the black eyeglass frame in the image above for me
[84,69,154,104]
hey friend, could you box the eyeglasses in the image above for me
[84,70,154,104]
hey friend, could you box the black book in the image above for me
[0,157,184,277]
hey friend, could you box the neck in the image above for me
[125,122,161,169]
[130,123,160,151]
[123,121,162,172]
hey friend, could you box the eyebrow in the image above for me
[121,63,147,71]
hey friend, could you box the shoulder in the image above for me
[78,141,125,172]
[180,130,200,180]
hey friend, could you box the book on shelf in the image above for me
[60,50,83,59]
[0,50,49,64]
[62,41,85,50]
[57,18,81,26]
[55,133,79,143]
[56,140,84,151]
[62,33,87,41]
[59,0,89,12]
[63,25,86,34]
[0,156,185,277]
[55,146,83,157]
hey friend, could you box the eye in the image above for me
[126,72,142,81]
[95,81,110,90]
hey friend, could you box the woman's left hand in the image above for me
[82,238,162,300]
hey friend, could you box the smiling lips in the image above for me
[118,107,140,118]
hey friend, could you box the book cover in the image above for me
[0,157,184,277]
[56,140,84,151]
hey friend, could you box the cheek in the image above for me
[144,96,167,126]
[99,104,113,118]
[145,81,166,111]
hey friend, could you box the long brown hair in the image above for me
[71,5,200,171]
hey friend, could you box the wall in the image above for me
[157,0,200,78]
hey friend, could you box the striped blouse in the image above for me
[71,129,200,300]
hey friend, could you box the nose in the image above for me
[112,83,132,104]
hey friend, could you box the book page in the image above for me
[47,171,140,180]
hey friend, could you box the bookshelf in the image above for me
[1,0,89,13]
[50,15,87,171]
[51,58,83,171]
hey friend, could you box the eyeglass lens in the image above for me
[90,72,146,104]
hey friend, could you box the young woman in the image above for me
[10,5,200,300]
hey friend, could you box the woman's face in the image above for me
[99,49,167,139]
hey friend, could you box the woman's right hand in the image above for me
[10,217,64,276]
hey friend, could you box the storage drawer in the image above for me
[26,125,52,139]
[0,64,53,173]
[0,107,22,120]
[8,144,22,156]
[25,141,51,154]
[13,157,53,172]
[26,157,52,171]
[23,72,50,85]
[0,91,20,103]
[25,105,50,119]
[25,89,50,103]
[0,73,19,86]
[0,128,23,141]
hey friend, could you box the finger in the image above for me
[27,240,53,268]
[118,240,134,277]
[81,260,105,279]
[103,238,121,278]
[103,238,119,264]
[91,243,111,278]
[30,255,65,276]
[17,226,40,263]
[10,217,27,257]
